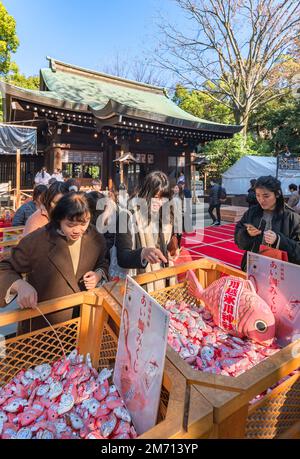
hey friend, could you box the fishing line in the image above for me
[34,304,67,360]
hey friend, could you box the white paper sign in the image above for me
[247,252,300,346]
[113,276,170,435]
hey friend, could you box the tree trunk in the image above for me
[233,109,249,137]
[240,120,249,137]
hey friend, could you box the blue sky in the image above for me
[3,0,182,77]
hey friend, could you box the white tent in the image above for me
[222,155,300,195]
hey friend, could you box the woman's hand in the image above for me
[141,247,168,265]
[244,224,262,237]
[11,279,38,309]
[83,271,102,290]
[264,230,277,245]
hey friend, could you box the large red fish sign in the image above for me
[187,270,275,345]
[247,253,300,347]
[113,276,169,435]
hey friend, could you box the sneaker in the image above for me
[210,221,217,226]
[214,222,221,226]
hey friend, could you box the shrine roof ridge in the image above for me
[46,56,166,95]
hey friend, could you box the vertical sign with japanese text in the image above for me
[247,253,300,346]
[113,276,170,435]
[219,277,244,333]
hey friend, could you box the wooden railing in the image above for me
[10,188,33,211]
[0,226,24,260]
[0,184,33,212]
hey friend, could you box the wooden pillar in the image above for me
[102,137,110,189]
[204,171,208,192]
[107,142,114,189]
[185,149,191,188]
[120,151,124,185]
[16,149,21,209]
[53,145,63,171]
[191,152,196,204]
[120,139,130,188]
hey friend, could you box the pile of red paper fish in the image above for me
[166,300,280,377]
[0,350,137,440]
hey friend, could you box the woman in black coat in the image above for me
[235,175,300,271]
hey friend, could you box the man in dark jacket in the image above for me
[208,180,226,226]
[181,182,192,199]
[246,179,258,207]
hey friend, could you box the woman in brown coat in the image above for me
[0,193,109,331]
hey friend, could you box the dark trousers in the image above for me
[208,204,221,223]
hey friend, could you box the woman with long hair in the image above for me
[23,181,69,236]
[235,175,300,271]
[115,171,177,289]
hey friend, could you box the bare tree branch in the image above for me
[155,0,300,132]
[99,52,166,87]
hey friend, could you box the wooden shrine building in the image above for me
[1,57,242,190]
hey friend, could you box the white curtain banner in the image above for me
[0,124,37,155]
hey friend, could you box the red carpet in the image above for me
[182,223,244,269]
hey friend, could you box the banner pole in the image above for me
[276,155,279,179]
[16,148,21,209]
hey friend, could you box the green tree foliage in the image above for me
[174,85,234,124]
[0,4,39,120]
[0,65,39,121]
[201,133,257,177]
[175,79,300,176]
[5,62,39,90]
[249,91,300,155]
[175,84,257,175]
[0,2,19,77]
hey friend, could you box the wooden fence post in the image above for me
[89,304,109,369]
[209,403,249,439]
[78,303,93,357]
[78,295,109,369]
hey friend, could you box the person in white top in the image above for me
[34,167,51,186]
[117,183,129,209]
[51,168,64,182]
[177,171,185,185]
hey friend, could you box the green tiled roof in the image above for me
[40,67,237,130]
[4,58,242,134]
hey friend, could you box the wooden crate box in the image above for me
[0,289,213,439]
[104,258,300,439]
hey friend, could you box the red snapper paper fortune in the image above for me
[186,270,276,346]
